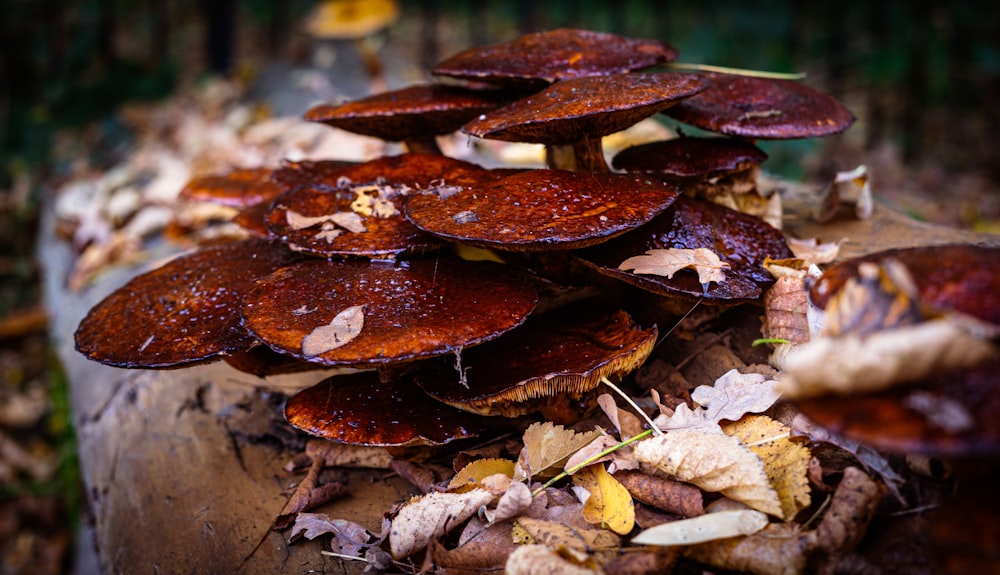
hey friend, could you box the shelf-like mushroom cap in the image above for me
[265,154,490,258]
[285,371,486,446]
[74,238,301,368]
[241,257,538,367]
[463,73,708,146]
[405,169,680,251]
[576,195,793,303]
[433,28,677,88]
[663,73,856,139]
[270,159,359,193]
[179,167,283,208]
[612,136,768,179]
[415,309,656,419]
[304,84,511,143]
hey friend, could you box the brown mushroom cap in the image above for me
[304,84,511,143]
[415,309,656,418]
[612,136,769,179]
[179,168,284,208]
[404,169,680,251]
[286,371,486,447]
[74,238,301,368]
[241,257,538,367]
[270,159,359,193]
[575,195,793,303]
[265,154,490,258]
[433,28,678,88]
[463,73,709,146]
[232,201,274,239]
[663,73,856,139]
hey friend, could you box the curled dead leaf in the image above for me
[686,522,818,575]
[618,247,730,284]
[388,488,495,559]
[514,422,602,481]
[631,508,768,546]
[572,464,636,535]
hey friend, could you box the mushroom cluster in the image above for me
[75,28,854,448]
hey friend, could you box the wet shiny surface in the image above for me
[179,167,283,208]
[612,136,768,178]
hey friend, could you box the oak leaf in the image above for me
[301,305,365,356]
[572,464,636,535]
[653,370,781,434]
[514,422,602,481]
[632,508,768,546]
[618,247,730,284]
[388,488,495,559]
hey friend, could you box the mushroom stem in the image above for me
[403,138,443,155]
[546,139,610,172]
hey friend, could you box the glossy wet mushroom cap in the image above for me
[415,309,656,419]
[270,159,360,193]
[74,238,301,368]
[179,168,283,208]
[433,28,678,88]
[663,73,856,139]
[265,154,489,258]
[241,256,538,367]
[405,169,681,251]
[576,195,793,303]
[286,371,486,447]
[612,136,769,179]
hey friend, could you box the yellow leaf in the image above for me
[633,431,782,517]
[449,458,516,490]
[632,509,768,546]
[572,465,635,535]
[514,422,601,481]
[618,247,730,284]
[301,305,365,356]
[723,415,811,521]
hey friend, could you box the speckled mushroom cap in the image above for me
[612,136,768,179]
[404,169,680,251]
[415,309,657,418]
[663,73,855,139]
[74,238,301,368]
[433,28,678,88]
[285,370,487,447]
[179,167,284,208]
[576,195,793,303]
[241,256,538,367]
[270,159,359,193]
[265,154,491,258]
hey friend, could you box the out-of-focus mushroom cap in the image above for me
[405,169,680,251]
[285,371,487,446]
[74,238,301,368]
[222,345,327,378]
[809,245,1000,326]
[241,257,538,367]
[463,73,709,145]
[433,28,678,87]
[576,195,793,302]
[270,159,359,193]
[179,168,283,208]
[304,84,511,141]
[663,73,856,139]
[232,202,274,239]
[612,136,768,179]
[416,309,656,418]
[305,0,400,39]
[265,154,489,258]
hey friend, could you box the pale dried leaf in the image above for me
[388,488,495,559]
[286,209,367,233]
[653,370,781,434]
[563,433,639,475]
[514,422,602,481]
[633,431,783,516]
[506,544,601,575]
[488,481,532,524]
[288,513,373,556]
[686,522,818,575]
[619,248,730,284]
[632,509,768,546]
[786,237,847,266]
[301,305,365,357]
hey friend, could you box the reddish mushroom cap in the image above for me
[404,169,681,251]
[663,73,856,139]
[415,309,657,418]
[433,28,678,88]
[241,257,538,367]
[179,167,283,208]
[270,159,360,193]
[304,84,511,142]
[576,195,793,302]
[265,154,490,258]
[74,238,301,368]
[285,371,487,446]
[612,136,769,179]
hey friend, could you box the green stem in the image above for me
[530,428,655,497]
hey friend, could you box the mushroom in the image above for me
[178,167,283,208]
[304,0,400,94]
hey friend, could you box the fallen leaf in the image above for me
[618,247,730,284]
[285,209,367,233]
[816,466,885,554]
[563,432,639,475]
[686,522,818,575]
[388,488,495,559]
[514,422,602,481]
[722,415,811,521]
[572,464,636,535]
[284,439,393,471]
[597,393,647,440]
[614,469,704,517]
[513,517,620,558]
[288,513,373,556]
[632,508,768,546]
[301,304,365,357]
[449,458,516,490]
[633,430,783,517]
[653,370,781,435]
[488,481,533,524]
[786,236,847,265]
[428,531,514,575]
[506,544,601,575]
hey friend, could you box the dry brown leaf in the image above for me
[449,458,516,491]
[573,464,636,535]
[619,247,730,284]
[563,433,639,475]
[301,304,365,357]
[816,466,885,554]
[514,422,602,481]
[653,370,781,434]
[633,431,783,517]
[388,488,495,559]
[428,531,514,575]
[723,415,811,521]
[786,236,847,266]
[631,508,769,546]
[685,522,818,575]
[513,517,621,555]
[506,544,602,575]
[614,470,704,517]
[597,394,648,440]
[285,439,393,471]
[488,481,533,524]
[288,513,373,556]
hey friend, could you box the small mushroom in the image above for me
[415,309,656,422]
[178,167,283,208]
[304,0,400,94]
[285,370,487,447]
[463,73,709,172]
